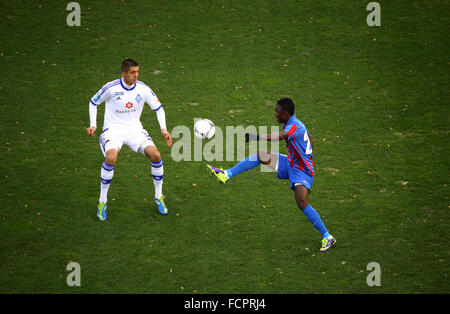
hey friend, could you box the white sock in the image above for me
[99,162,114,203]
[151,160,163,199]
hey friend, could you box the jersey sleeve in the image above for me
[285,124,299,140]
[90,83,111,106]
[144,87,163,111]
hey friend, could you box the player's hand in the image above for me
[161,128,172,148]
[86,126,97,137]
[245,133,260,143]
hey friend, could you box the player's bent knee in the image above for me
[294,184,310,210]
[297,200,309,211]
[152,151,161,162]
[144,146,161,162]
[105,156,117,165]
[257,151,271,165]
[295,196,309,211]
[298,202,308,211]
[105,150,118,165]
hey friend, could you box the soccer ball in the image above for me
[194,118,215,140]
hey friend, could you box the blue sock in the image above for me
[226,154,260,178]
[302,205,330,238]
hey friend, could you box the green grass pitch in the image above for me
[0,0,448,294]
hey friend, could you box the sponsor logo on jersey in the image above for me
[125,102,134,109]
[116,108,137,113]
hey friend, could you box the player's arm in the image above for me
[86,102,97,136]
[245,131,289,142]
[147,88,172,147]
[155,107,172,148]
[268,132,289,141]
[86,84,109,136]
[260,132,289,141]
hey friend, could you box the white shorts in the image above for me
[99,127,155,156]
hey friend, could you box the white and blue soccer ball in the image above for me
[194,118,215,140]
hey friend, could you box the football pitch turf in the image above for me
[0,1,448,294]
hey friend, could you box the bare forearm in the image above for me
[260,133,278,141]
[260,132,288,141]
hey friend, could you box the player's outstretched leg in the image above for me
[320,233,336,252]
[98,149,117,221]
[144,145,168,215]
[206,165,229,183]
[207,152,268,183]
[294,184,336,251]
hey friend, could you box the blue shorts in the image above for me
[277,154,314,191]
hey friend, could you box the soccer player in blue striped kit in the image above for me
[86,59,172,220]
[208,98,336,251]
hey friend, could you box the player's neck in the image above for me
[121,77,135,88]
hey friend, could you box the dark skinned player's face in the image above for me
[275,105,290,124]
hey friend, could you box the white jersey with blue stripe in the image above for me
[90,78,162,130]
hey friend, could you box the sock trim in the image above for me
[101,178,112,185]
[102,162,115,171]
[151,160,163,168]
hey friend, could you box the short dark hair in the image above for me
[276,97,295,115]
[121,58,139,73]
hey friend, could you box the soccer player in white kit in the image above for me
[86,59,172,221]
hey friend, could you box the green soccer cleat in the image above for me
[207,165,229,183]
[320,235,336,252]
[97,202,107,221]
